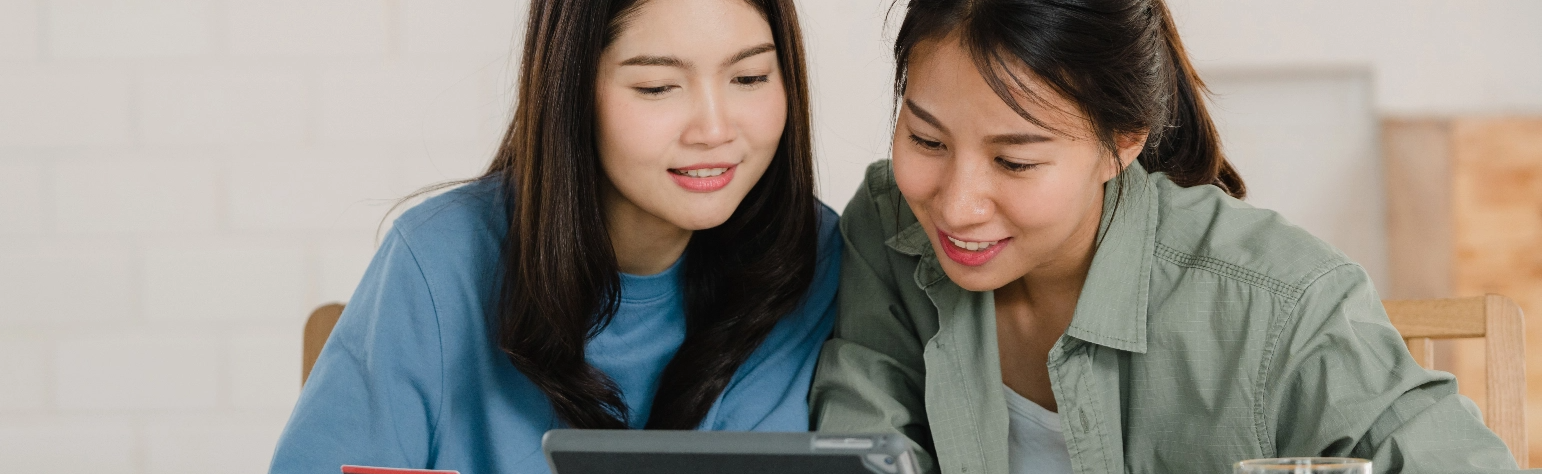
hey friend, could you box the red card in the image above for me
[340,465,460,474]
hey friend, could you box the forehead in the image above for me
[608,0,773,55]
[905,36,1088,138]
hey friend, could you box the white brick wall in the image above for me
[54,158,219,234]
[226,331,302,410]
[0,418,138,474]
[317,240,377,305]
[0,1,40,60]
[142,241,308,323]
[0,161,46,235]
[316,65,502,144]
[0,68,134,147]
[0,338,49,411]
[46,0,214,59]
[139,69,310,146]
[226,154,404,231]
[3,1,1540,472]
[225,0,390,57]
[0,240,137,325]
[0,1,516,469]
[399,0,524,58]
[56,332,221,411]
[145,415,289,474]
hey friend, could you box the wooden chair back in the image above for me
[1385,294,1527,468]
[302,303,345,386]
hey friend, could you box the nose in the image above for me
[680,86,737,148]
[935,157,995,230]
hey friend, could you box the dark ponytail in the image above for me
[894,0,1246,198]
[1148,3,1244,197]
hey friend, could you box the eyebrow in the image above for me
[905,99,1054,145]
[723,43,776,68]
[905,99,949,134]
[618,43,777,71]
[987,133,1053,145]
[619,55,689,68]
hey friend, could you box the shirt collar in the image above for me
[885,212,949,290]
[1065,160,1156,353]
[884,161,1157,353]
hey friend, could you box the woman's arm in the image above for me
[269,228,445,473]
[1267,263,1529,473]
[810,162,937,472]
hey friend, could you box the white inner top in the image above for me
[1004,384,1074,474]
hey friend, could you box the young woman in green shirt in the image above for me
[810,0,1527,472]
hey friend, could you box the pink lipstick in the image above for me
[669,163,736,192]
[937,230,1010,267]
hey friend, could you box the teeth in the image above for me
[947,236,997,251]
[677,168,728,178]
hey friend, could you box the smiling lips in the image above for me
[938,230,1010,267]
[669,164,737,192]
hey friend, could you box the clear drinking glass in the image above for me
[1234,457,1372,474]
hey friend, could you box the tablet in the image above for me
[542,430,920,474]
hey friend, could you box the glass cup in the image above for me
[1234,457,1372,474]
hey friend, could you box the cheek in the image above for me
[997,175,1095,234]
[891,147,943,211]
[596,89,682,168]
[736,88,788,149]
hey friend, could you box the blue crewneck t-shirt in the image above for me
[269,179,841,474]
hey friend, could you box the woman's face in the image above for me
[892,37,1145,292]
[595,0,787,232]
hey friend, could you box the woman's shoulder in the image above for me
[1147,174,1357,299]
[370,178,508,310]
[388,178,508,257]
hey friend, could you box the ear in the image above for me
[1103,130,1149,181]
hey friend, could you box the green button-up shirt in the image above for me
[811,160,1526,474]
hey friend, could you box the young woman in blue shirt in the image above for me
[269,0,839,472]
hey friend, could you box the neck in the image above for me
[602,184,692,276]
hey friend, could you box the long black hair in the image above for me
[483,0,819,430]
[893,0,1246,198]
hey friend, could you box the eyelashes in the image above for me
[908,134,944,151]
[909,133,1041,172]
[636,85,677,96]
[994,157,1038,172]
[633,75,772,97]
[732,75,771,87]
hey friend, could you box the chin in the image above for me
[936,260,1014,292]
[668,209,736,231]
[949,275,1008,292]
[669,193,752,231]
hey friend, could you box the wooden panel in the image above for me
[302,303,345,386]
[1384,297,1487,338]
[1382,119,1454,300]
[1450,118,1542,464]
[1382,119,1465,377]
[1385,117,1541,465]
